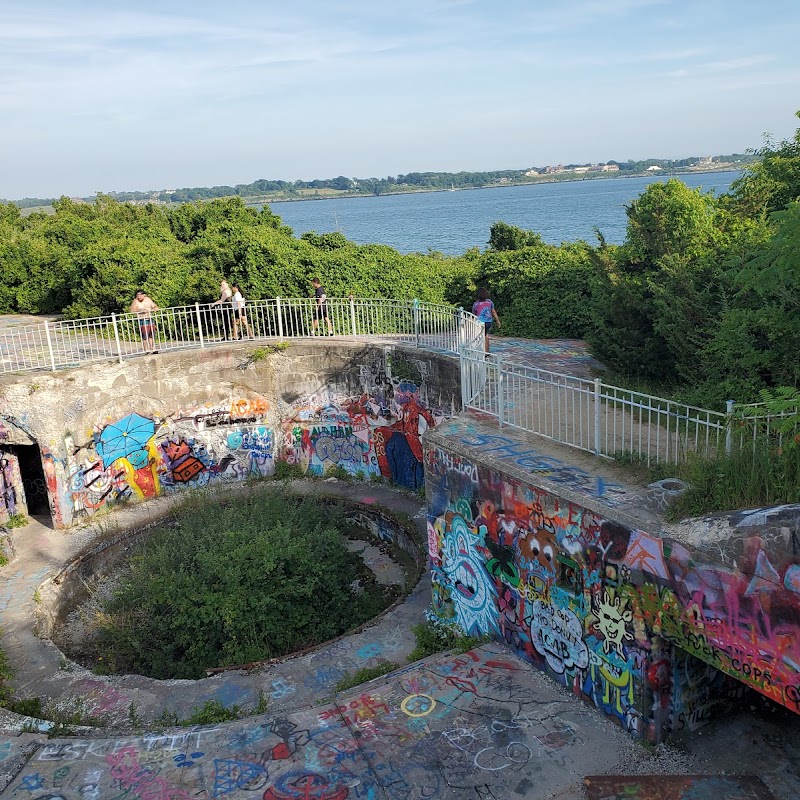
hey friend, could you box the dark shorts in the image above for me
[314,304,328,320]
[484,322,493,334]
[138,318,154,338]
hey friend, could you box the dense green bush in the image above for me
[454,228,596,339]
[92,491,397,679]
[0,196,467,318]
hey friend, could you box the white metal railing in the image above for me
[730,401,800,454]
[0,298,481,374]
[459,346,795,465]
[2,300,795,466]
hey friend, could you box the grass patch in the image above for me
[667,444,800,519]
[409,620,489,662]
[335,662,400,692]
[4,514,28,529]
[325,464,352,481]
[273,461,305,480]
[613,443,800,518]
[183,700,242,726]
[250,343,289,361]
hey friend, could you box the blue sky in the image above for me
[1,0,798,199]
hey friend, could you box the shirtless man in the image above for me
[129,290,159,354]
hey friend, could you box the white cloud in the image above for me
[1,0,798,198]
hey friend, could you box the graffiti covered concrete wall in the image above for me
[0,450,26,524]
[424,421,800,741]
[0,343,459,528]
[279,350,453,490]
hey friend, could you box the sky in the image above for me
[1,0,798,199]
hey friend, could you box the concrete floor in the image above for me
[1,485,799,798]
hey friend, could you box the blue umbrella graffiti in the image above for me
[95,413,156,469]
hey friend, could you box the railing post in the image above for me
[111,314,124,364]
[413,299,420,349]
[725,399,735,455]
[276,297,284,341]
[195,303,205,348]
[497,356,505,427]
[43,320,57,372]
[459,348,469,410]
[594,378,602,455]
[350,296,357,340]
[457,307,465,350]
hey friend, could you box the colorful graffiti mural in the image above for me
[426,444,800,741]
[62,400,276,522]
[53,376,445,524]
[0,451,23,522]
[283,381,445,489]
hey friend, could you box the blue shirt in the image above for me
[472,299,495,324]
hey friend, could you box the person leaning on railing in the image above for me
[211,280,234,340]
[129,290,159,354]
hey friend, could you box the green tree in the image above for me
[488,221,542,251]
[729,111,800,216]
[588,180,722,384]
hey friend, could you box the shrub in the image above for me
[334,662,400,692]
[92,491,397,678]
[409,619,488,662]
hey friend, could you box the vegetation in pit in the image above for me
[409,620,489,662]
[84,490,401,679]
[334,662,401,692]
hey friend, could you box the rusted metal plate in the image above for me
[584,774,776,800]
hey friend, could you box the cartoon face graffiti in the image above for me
[519,533,556,589]
[442,515,497,637]
[596,590,633,656]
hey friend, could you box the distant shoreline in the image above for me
[13,166,744,216]
[252,166,743,206]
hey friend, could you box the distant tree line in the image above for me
[2,153,755,207]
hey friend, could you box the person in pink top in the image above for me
[472,287,501,353]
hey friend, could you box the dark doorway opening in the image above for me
[12,444,51,519]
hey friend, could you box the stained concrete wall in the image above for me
[0,342,460,529]
[424,418,800,742]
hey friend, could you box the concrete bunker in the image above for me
[423,417,800,743]
[0,342,461,530]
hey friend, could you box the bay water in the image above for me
[260,170,739,255]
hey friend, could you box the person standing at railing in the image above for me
[472,287,500,353]
[129,290,159,354]
[231,284,253,340]
[211,279,233,340]
[311,277,333,336]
